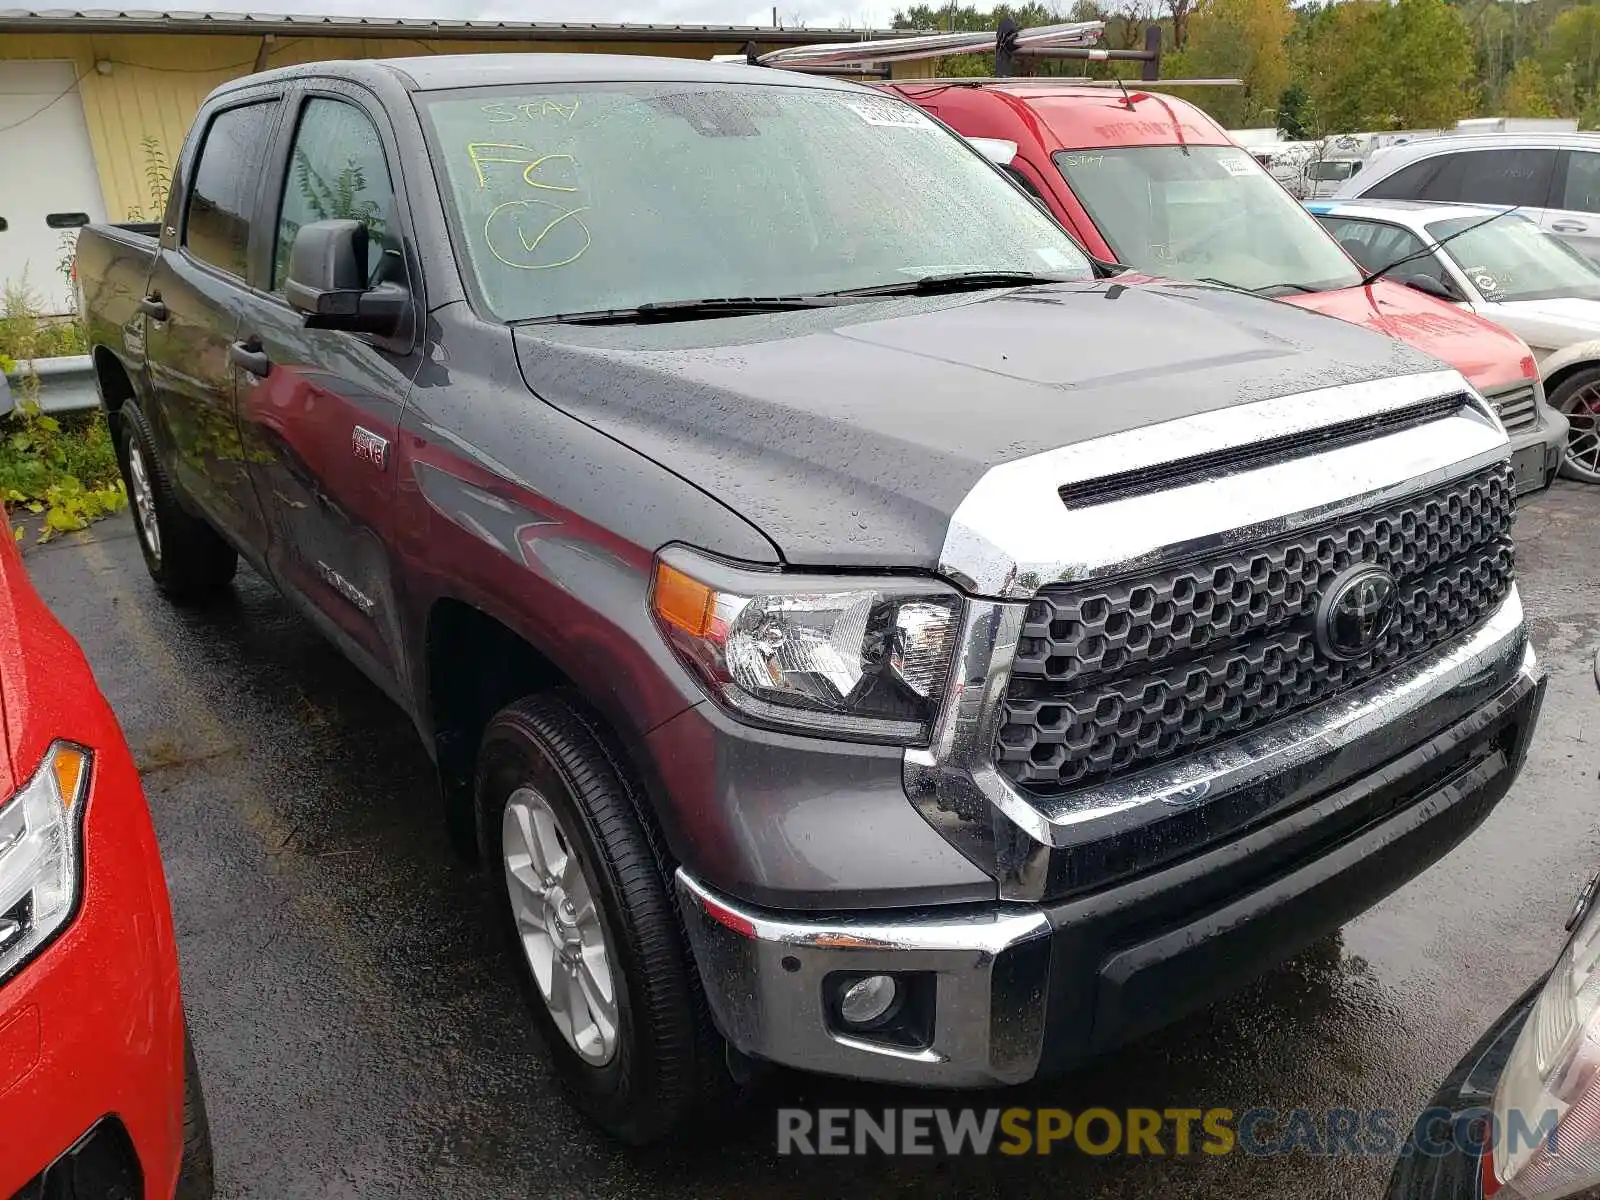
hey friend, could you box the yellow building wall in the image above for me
[5,32,908,219]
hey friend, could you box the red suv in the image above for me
[0,531,211,1198]
[884,80,1569,493]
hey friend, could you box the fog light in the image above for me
[839,974,898,1026]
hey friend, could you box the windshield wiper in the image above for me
[822,270,1078,299]
[1358,206,1520,287]
[1194,277,1319,296]
[523,296,833,325]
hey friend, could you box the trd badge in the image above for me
[352,426,389,469]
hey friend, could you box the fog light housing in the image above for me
[839,974,899,1027]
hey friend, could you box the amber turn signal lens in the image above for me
[49,745,89,809]
[653,562,716,638]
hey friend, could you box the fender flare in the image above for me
[1538,340,1600,393]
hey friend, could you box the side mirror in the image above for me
[967,136,1019,167]
[1397,270,1460,303]
[285,219,407,336]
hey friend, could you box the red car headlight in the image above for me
[0,743,90,983]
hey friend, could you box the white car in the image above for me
[1308,198,1592,483]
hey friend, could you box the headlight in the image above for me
[650,547,963,744]
[0,743,90,982]
[1491,876,1600,1197]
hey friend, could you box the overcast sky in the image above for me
[254,0,903,28]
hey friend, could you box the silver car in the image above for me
[1334,132,1600,263]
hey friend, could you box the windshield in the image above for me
[1054,145,1362,294]
[421,82,1093,322]
[1426,213,1600,303]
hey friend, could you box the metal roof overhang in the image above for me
[0,8,909,42]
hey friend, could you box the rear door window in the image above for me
[184,101,278,278]
[1420,148,1556,207]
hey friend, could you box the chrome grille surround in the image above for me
[905,369,1533,902]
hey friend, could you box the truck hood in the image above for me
[1485,296,1600,355]
[1285,279,1529,393]
[514,279,1443,571]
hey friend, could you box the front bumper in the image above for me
[678,642,1545,1087]
[1502,387,1568,495]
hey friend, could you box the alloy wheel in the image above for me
[502,787,619,1066]
[127,442,162,562]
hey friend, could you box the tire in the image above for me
[476,692,723,1144]
[175,1029,216,1200]
[116,401,238,600]
[1549,368,1600,484]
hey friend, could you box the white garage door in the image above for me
[0,61,107,315]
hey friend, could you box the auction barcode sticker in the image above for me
[842,96,934,128]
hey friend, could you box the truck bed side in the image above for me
[76,222,160,394]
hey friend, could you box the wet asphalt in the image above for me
[21,479,1600,1200]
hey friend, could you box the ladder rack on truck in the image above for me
[717,19,1239,90]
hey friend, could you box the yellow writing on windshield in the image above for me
[484,198,592,271]
[480,99,581,124]
[465,143,579,192]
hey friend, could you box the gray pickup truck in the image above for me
[75,53,1545,1143]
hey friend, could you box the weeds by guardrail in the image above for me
[0,288,125,541]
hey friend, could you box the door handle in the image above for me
[1552,220,1589,233]
[229,339,271,378]
[138,294,168,321]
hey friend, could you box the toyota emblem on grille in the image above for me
[1316,565,1398,661]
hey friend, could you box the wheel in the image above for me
[175,1028,215,1200]
[476,693,723,1144]
[116,401,238,600]
[1550,368,1600,484]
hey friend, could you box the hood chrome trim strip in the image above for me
[940,368,1506,599]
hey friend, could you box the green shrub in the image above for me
[0,286,86,361]
[0,400,125,542]
[1,289,124,541]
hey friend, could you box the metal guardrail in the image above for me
[0,355,99,417]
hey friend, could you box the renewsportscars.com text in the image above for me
[776,1106,1559,1158]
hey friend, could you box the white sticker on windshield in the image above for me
[1035,247,1077,270]
[842,96,933,128]
[1220,154,1255,176]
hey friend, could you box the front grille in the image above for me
[995,462,1516,794]
[1491,383,1539,435]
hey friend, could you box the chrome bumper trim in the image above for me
[674,868,1051,1087]
[906,589,1533,900]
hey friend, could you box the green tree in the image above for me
[1298,0,1472,132]
[1386,0,1477,127]
[1543,6,1600,108]
[1503,58,1557,117]
[1277,80,1314,137]
[1164,0,1292,125]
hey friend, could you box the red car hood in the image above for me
[1287,281,1529,394]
